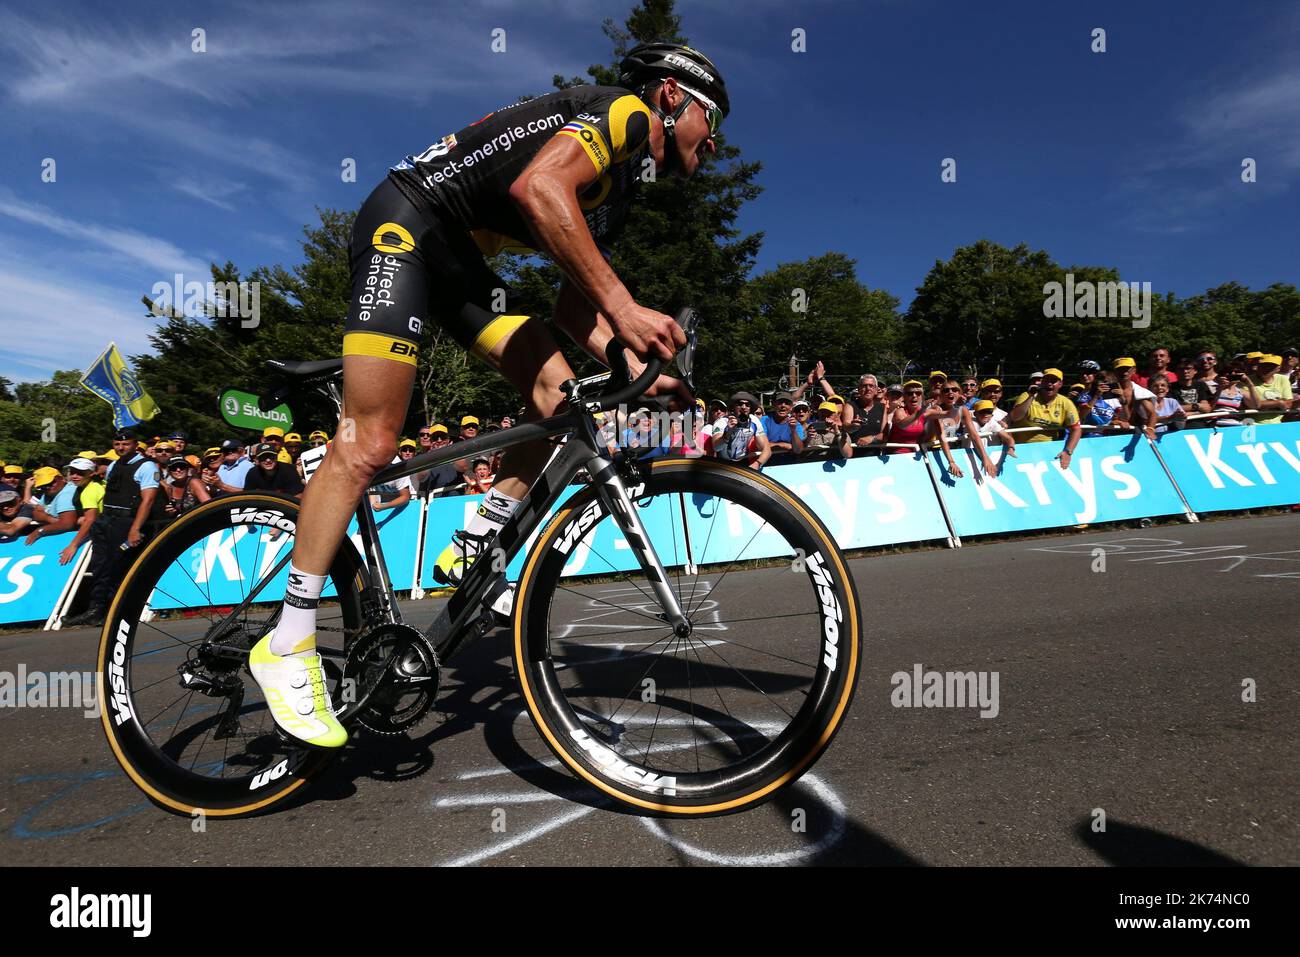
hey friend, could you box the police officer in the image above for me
[63,430,163,627]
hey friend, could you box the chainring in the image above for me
[342,623,441,736]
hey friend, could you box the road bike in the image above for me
[98,309,861,817]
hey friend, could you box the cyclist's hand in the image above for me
[626,356,694,410]
[610,303,685,362]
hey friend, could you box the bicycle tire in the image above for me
[512,457,860,816]
[98,494,367,817]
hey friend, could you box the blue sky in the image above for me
[1,0,1297,382]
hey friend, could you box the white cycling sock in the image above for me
[270,565,328,656]
[465,487,521,539]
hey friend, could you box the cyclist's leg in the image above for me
[254,179,426,745]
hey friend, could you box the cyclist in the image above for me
[249,42,727,747]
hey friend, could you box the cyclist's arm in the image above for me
[509,139,679,361]
[552,280,692,407]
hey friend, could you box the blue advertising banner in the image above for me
[1151,421,1300,513]
[933,433,1186,537]
[0,531,87,625]
[419,454,951,587]
[148,501,423,611]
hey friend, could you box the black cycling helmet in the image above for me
[618,42,730,117]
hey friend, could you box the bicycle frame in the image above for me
[310,373,688,662]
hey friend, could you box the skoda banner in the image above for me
[219,389,294,432]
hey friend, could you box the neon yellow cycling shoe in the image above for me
[431,529,491,587]
[248,632,348,748]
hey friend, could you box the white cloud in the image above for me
[0,189,210,277]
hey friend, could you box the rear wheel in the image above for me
[97,494,367,817]
[512,457,860,816]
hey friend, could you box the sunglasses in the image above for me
[904,390,923,397]
[943,386,961,393]
[678,83,722,136]
[256,456,277,463]
[462,425,479,430]
[418,432,431,437]
[399,449,415,455]
[168,464,188,471]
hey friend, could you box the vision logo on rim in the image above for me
[371,222,416,255]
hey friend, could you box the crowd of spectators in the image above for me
[3,346,1297,558]
[616,346,1300,476]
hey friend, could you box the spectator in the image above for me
[1147,375,1186,436]
[930,379,998,478]
[198,448,225,498]
[973,380,1008,422]
[308,430,330,449]
[1192,350,1221,399]
[960,376,980,406]
[283,433,303,461]
[761,392,805,457]
[1133,347,1172,388]
[214,439,255,492]
[243,442,305,498]
[0,489,35,543]
[1111,357,1158,440]
[1281,347,1299,391]
[1008,368,1082,469]
[1081,372,1120,435]
[1244,354,1293,425]
[370,448,414,510]
[63,430,162,627]
[1076,360,1101,392]
[663,410,706,457]
[791,360,840,411]
[56,458,105,564]
[844,376,886,452]
[23,466,80,544]
[887,381,930,451]
[499,415,514,430]
[465,458,495,495]
[711,392,771,468]
[927,370,947,404]
[3,464,25,495]
[159,455,212,517]
[801,402,852,459]
[458,415,481,442]
[620,406,657,454]
[1026,371,1045,395]
[1198,358,1255,426]
[1170,360,1200,417]
[260,426,295,464]
[882,383,903,414]
[969,400,1017,456]
[417,425,461,497]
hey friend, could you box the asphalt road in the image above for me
[2,513,1296,866]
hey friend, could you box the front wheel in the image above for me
[512,457,861,816]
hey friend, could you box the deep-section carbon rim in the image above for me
[98,494,365,816]
[514,458,860,815]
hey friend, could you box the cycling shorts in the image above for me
[344,177,531,366]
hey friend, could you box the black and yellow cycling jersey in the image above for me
[344,86,653,366]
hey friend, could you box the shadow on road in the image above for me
[1074,818,1246,866]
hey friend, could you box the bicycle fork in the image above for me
[586,455,690,633]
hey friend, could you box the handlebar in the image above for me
[584,306,699,413]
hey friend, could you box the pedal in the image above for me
[484,576,516,624]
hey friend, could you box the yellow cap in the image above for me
[429,424,448,435]
[1258,354,1282,366]
[4,464,23,475]
[1112,357,1136,369]
[32,466,60,487]
[1069,382,1087,391]
[309,430,329,441]
[102,449,120,461]
[284,432,302,443]
[902,380,924,389]
[973,400,996,412]
[818,402,840,413]
[77,450,97,459]
[1041,368,1064,381]
[980,378,1002,389]
[1246,351,1263,360]
[928,370,946,380]
[262,426,285,438]
[203,447,221,459]
[461,416,480,427]
[398,438,418,449]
